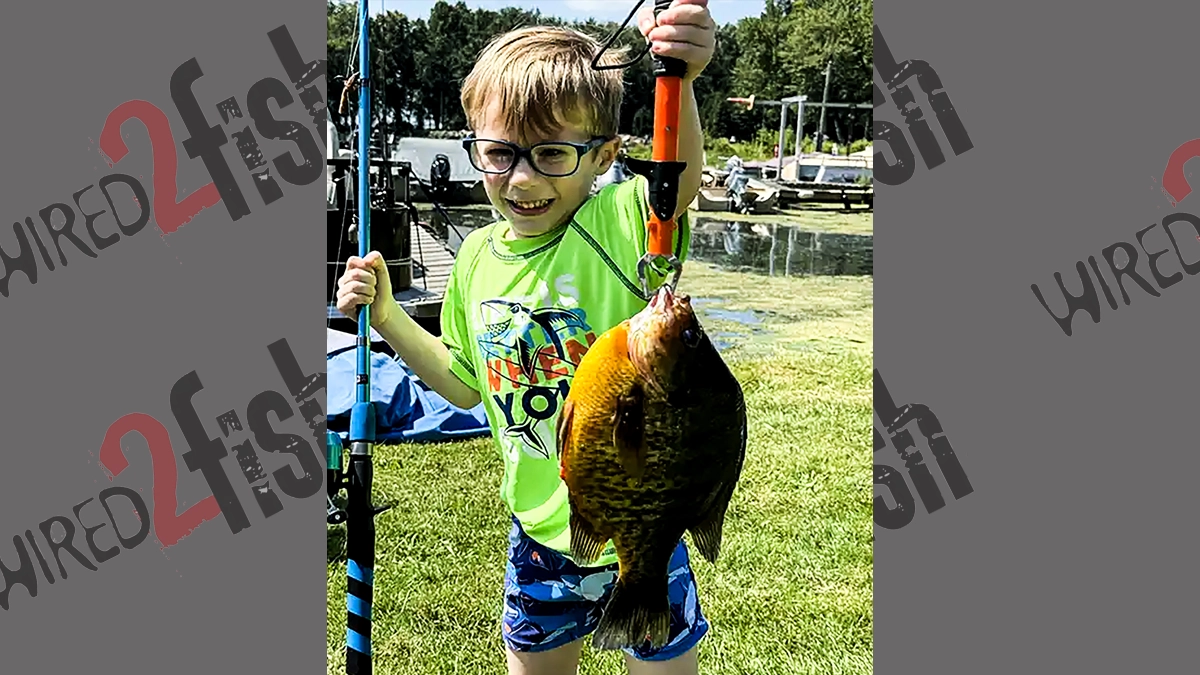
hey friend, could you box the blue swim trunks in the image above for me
[501,516,709,661]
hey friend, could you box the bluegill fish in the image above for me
[557,284,747,651]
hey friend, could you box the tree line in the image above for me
[327,0,872,154]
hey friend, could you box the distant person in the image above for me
[723,155,750,212]
[336,2,717,673]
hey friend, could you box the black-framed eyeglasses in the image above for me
[462,134,611,178]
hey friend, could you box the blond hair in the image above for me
[461,26,628,140]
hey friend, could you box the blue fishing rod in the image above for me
[345,0,376,672]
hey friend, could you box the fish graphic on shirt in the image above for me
[479,300,589,381]
[476,299,594,460]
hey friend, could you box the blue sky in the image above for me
[362,0,766,26]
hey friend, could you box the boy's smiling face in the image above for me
[474,97,619,238]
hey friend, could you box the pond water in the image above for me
[420,207,873,277]
[688,218,872,276]
[704,308,765,325]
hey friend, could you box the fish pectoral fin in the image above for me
[689,480,736,564]
[612,385,647,481]
[568,503,608,565]
[557,399,575,481]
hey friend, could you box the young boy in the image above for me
[336,2,716,672]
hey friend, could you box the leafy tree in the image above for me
[326,0,873,154]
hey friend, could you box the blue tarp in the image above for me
[326,344,491,444]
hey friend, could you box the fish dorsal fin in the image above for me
[612,383,646,481]
[689,406,746,564]
[688,479,735,564]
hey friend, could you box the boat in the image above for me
[691,178,780,213]
[782,152,871,181]
[692,156,780,213]
[390,137,490,205]
[778,152,873,207]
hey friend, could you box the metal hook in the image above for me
[637,253,682,300]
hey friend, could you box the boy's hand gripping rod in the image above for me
[609,0,689,299]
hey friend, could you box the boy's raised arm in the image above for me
[638,0,717,218]
[674,83,704,218]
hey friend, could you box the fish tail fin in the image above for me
[592,573,671,651]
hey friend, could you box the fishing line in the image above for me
[591,0,652,71]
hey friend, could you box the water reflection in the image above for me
[688,219,873,276]
[418,207,872,277]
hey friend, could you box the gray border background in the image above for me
[876,2,1200,672]
[0,2,326,672]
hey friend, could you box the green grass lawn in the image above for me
[327,262,873,674]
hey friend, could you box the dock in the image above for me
[764,178,873,209]
[396,218,456,319]
[326,217,456,327]
[327,154,467,332]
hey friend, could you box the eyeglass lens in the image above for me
[467,140,579,176]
